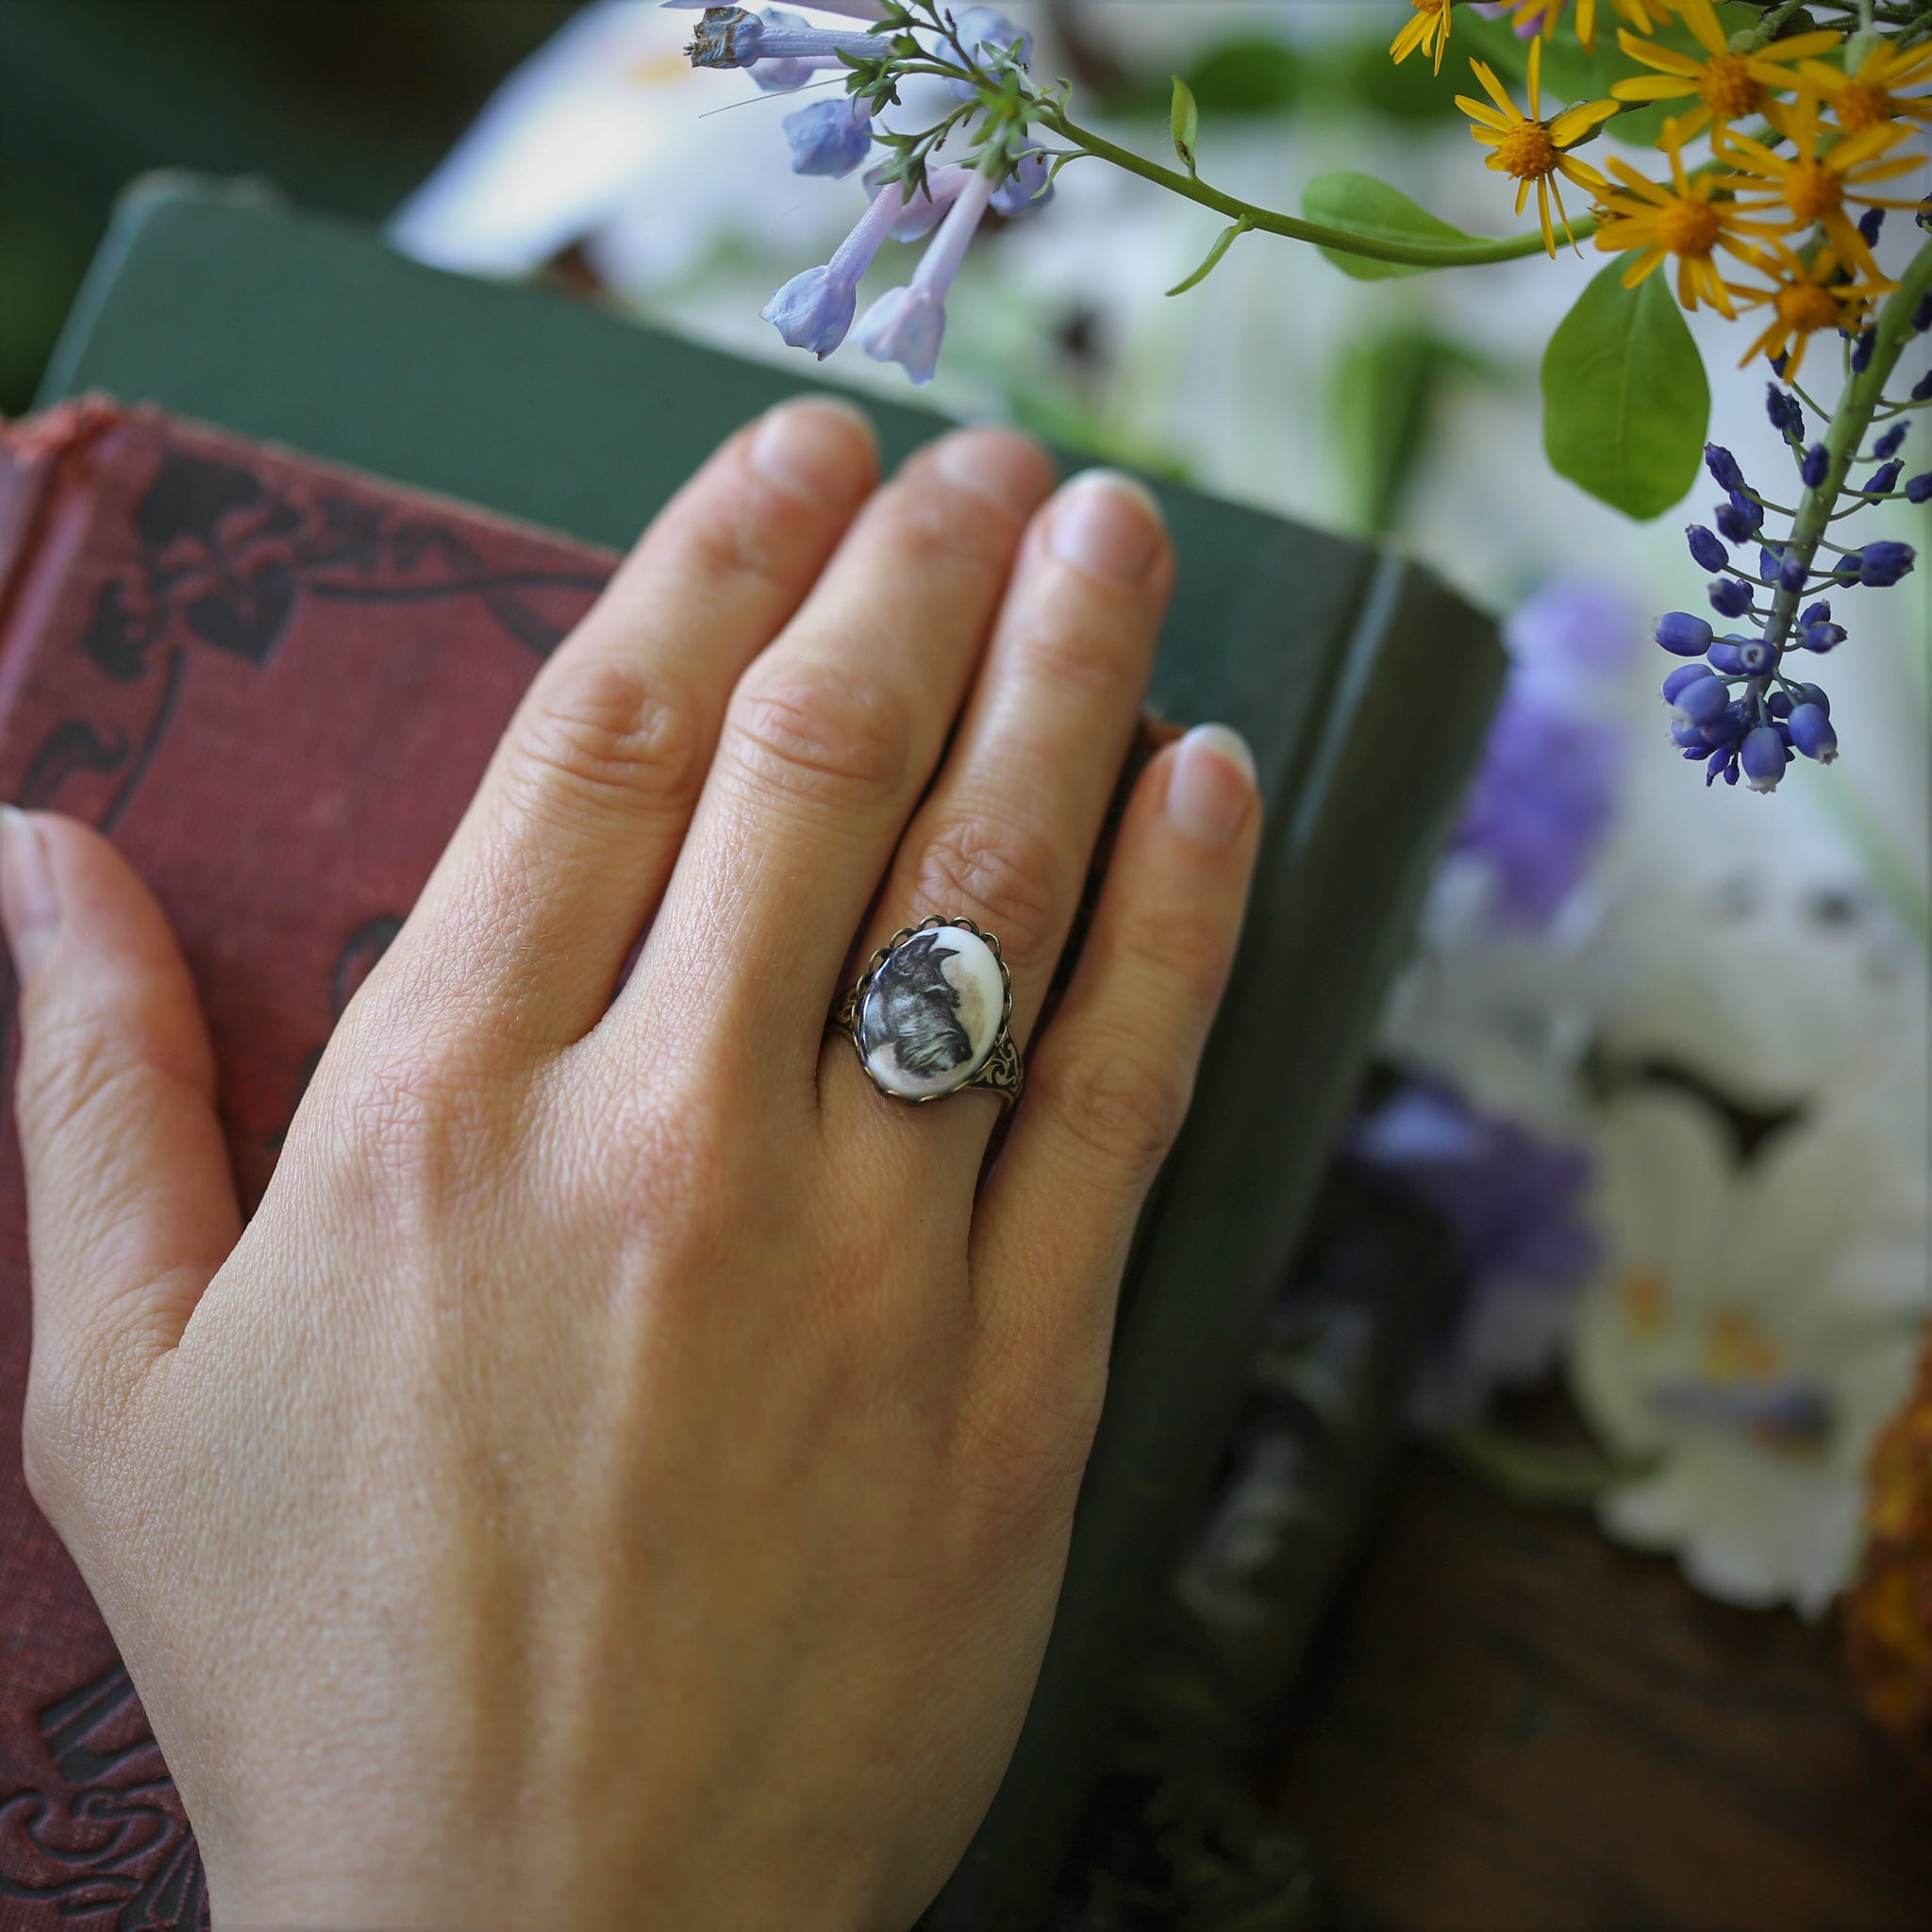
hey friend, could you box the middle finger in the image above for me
[612,426,1057,1081]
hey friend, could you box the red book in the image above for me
[0,400,613,1929]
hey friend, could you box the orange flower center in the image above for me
[1657,197,1722,257]
[1784,160,1844,225]
[1411,0,1448,13]
[1700,54,1765,121]
[1777,280,1841,333]
[1835,80,1894,133]
[1495,120,1559,181]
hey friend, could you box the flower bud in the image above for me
[1865,461,1903,496]
[1789,703,1838,763]
[1687,525,1729,572]
[1663,664,1715,702]
[1740,725,1789,792]
[1708,576,1754,619]
[1907,473,1932,505]
[1803,620,1846,653]
[1858,541,1916,588]
[1707,639,1750,674]
[1874,425,1906,461]
[1655,611,1714,656]
[1800,443,1829,489]
[1705,443,1745,492]
[1800,600,1832,627]
[1673,676,1732,728]
[1787,681,1830,716]
[1777,554,1808,593]
[1715,501,1757,544]
[1767,690,1793,719]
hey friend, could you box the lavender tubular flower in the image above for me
[1708,577,1754,619]
[684,7,874,87]
[1789,704,1838,764]
[785,96,875,177]
[1857,541,1917,588]
[761,180,905,357]
[1864,461,1903,496]
[1654,612,1713,657]
[855,163,996,385]
[867,163,971,241]
[991,148,1055,220]
[1740,726,1789,793]
[1687,525,1729,572]
[1705,443,1745,493]
[944,7,1031,99]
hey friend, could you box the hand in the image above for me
[3,400,1259,1930]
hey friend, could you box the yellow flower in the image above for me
[1733,245,1888,380]
[1611,0,1840,142]
[1592,125,1783,317]
[1487,0,1676,52]
[1391,0,1455,76]
[1456,40,1620,257]
[1719,93,1924,286]
[1798,38,1932,135]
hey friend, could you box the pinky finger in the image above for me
[969,724,1260,1385]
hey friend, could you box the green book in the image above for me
[39,175,1503,1924]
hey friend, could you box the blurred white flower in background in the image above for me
[1573,1082,1930,1616]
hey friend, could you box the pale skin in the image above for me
[1,402,1259,1930]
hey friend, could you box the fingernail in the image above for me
[1050,471,1164,588]
[749,396,877,505]
[0,807,58,978]
[933,427,1054,520]
[1166,725,1257,850]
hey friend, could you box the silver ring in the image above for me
[831,917,1024,1108]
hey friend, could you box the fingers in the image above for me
[618,427,1058,1076]
[844,473,1172,1085]
[967,726,1260,1381]
[388,398,879,1051]
[1,809,241,1413]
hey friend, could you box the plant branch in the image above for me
[1040,109,1601,269]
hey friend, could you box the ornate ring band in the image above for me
[830,917,1024,1108]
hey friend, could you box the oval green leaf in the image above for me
[1170,75,1200,176]
[1302,173,1480,280]
[1541,260,1709,521]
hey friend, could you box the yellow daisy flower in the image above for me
[1487,0,1677,53]
[1798,39,1932,135]
[1611,0,1840,142]
[1391,0,1456,75]
[1456,40,1620,257]
[1719,93,1924,286]
[1733,245,1888,380]
[1592,125,1783,317]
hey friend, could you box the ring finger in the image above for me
[824,470,1174,1139]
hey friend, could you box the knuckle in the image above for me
[727,667,911,808]
[508,659,702,820]
[16,1014,152,1160]
[1009,614,1141,704]
[879,489,1012,579]
[1128,902,1236,1008]
[911,816,1061,976]
[1044,1041,1186,1182]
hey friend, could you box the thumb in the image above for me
[3,808,240,1400]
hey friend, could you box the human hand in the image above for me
[4,400,1259,1930]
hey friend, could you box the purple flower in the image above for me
[1687,525,1729,572]
[1673,675,1731,729]
[1804,620,1846,652]
[1350,1079,1601,1427]
[1777,553,1808,593]
[761,181,905,357]
[1663,663,1715,702]
[1907,473,1932,505]
[1707,576,1753,619]
[1715,499,1757,544]
[1857,541,1916,587]
[1801,442,1829,488]
[1864,460,1903,495]
[991,148,1055,219]
[1449,579,1635,926]
[945,6,1031,97]
[1874,424,1907,461]
[1766,384,1805,440]
[1655,611,1712,656]
[684,6,875,89]
[1740,724,1789,792]
[855,164,995,384]
[1705,443,1745,492]
[1790,703,1838,763]
[784,95,874,176]
[867,163,971,240]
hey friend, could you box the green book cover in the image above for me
[39,176,1504,1924]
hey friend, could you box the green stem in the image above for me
[1762,238,1932,656]
[1041,109,1600,269]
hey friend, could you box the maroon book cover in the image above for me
[0,401,613,1929]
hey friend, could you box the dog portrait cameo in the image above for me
[858,927,1006,1099]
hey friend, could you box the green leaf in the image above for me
[1169,75,1200,175]
[1541,260,1709,520]
[1301,173,1480,281]
[1166,218,1251,298]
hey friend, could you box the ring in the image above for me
[831,917,1024,1108]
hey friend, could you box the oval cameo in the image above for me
[858,926,1006,1100]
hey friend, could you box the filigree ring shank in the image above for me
[831,917,1024,1108]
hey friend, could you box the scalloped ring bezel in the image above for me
[830,916,1024,1108]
